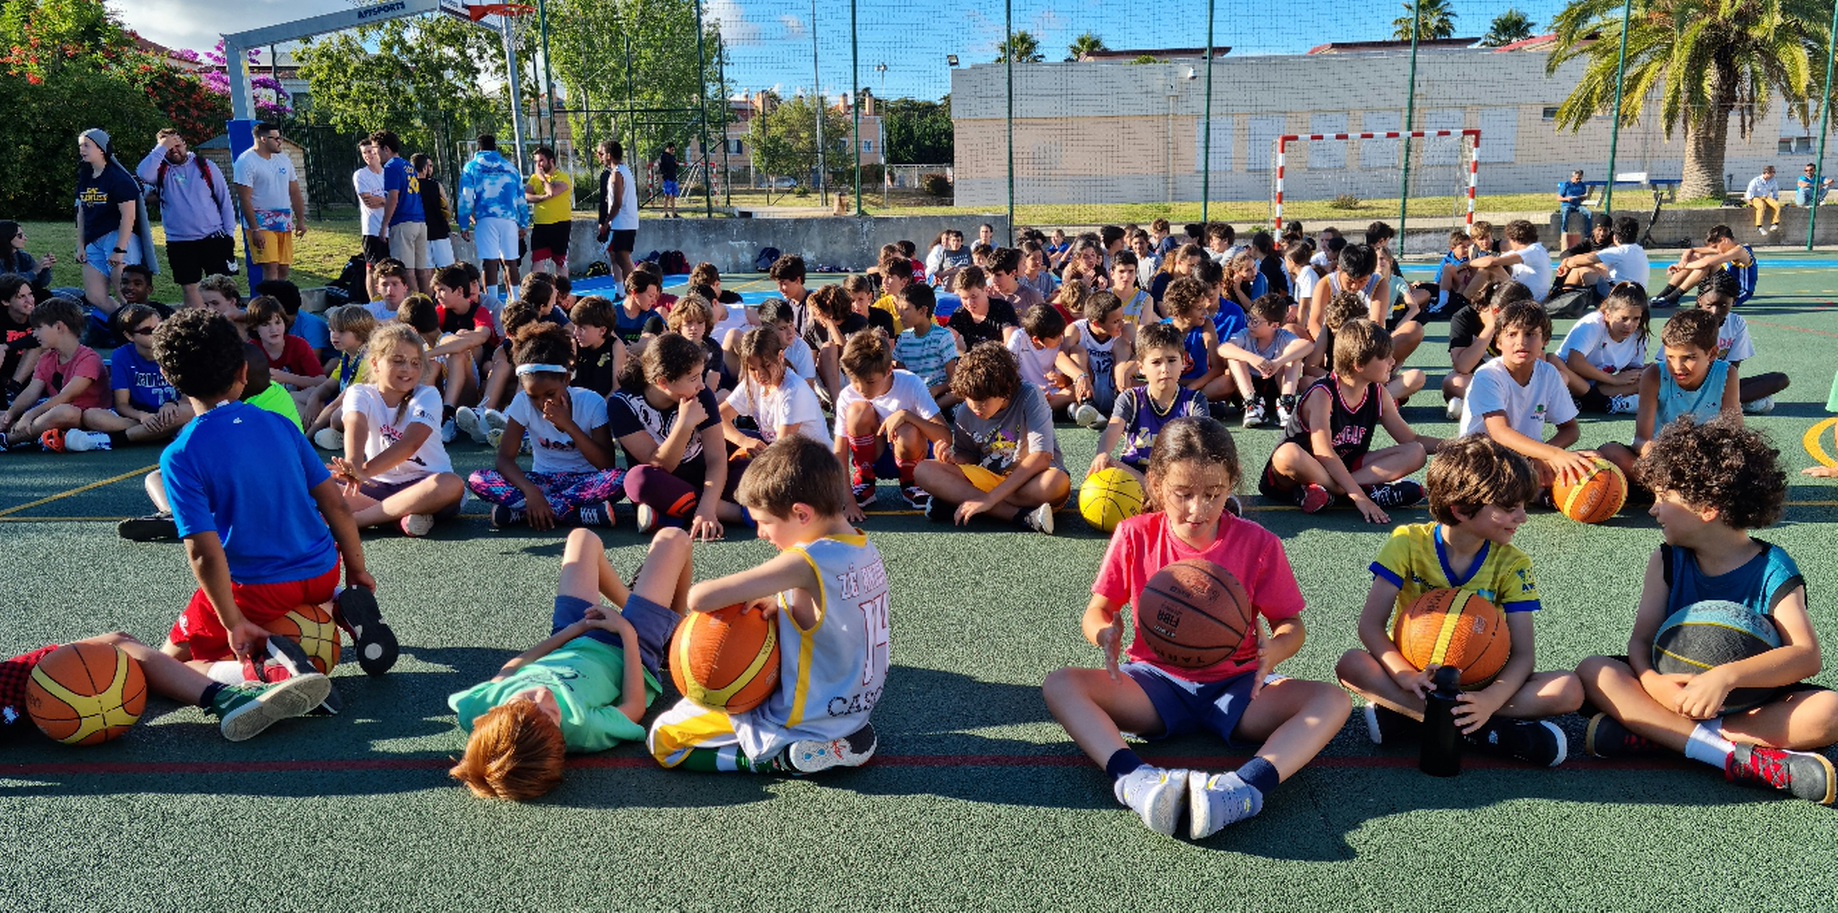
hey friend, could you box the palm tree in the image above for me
[996,30,1044,64]
[1392,0,1457,41]
[1066,32,1108,61]
[1481,8,1537,47]
[1547,0,1831,200]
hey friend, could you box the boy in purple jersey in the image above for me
[1089,323,1208,490]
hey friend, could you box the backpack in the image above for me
[1544,287,1596,320]
[754,246,782,272]
[660,250,690,275]
[152,155,225,213]
[328,255,371,305]
[584,260,611,279]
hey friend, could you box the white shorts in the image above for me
[473,217,519,262]
[428,237,455,269]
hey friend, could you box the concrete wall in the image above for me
[1547,203,1838,250]
[444,215,1013,276]
[950,50,1796,206]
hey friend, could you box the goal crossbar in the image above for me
[1272,129,1480,230]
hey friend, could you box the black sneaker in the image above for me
[1363,703,1418,745]
[1366,480,1426,509]
[118,513,179,542]
[1583,713,1653,758]
[782,722,878,774]
[1467,718,1567,767]
[489,504,527,530]
[333,587,398,676]
[573,502,615,528]
[923,497,954,524]
[1725,744,1837,805]
[266,636,342,715]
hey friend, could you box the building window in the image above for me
[1541,107,1560,121]
[861,140,873,153]
[727,139,744,155]
[1779,136,1813,155]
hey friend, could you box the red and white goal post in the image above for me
[1270,129,1480,231]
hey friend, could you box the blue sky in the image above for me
[116,0,1575,102]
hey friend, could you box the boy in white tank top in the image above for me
[648,436,888,774]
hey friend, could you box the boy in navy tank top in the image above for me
[1259,319,1436,518]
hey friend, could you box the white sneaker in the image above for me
[1186,770,1264,839]
[784,722,878,774]
[1744,396,1775,415]
[399,513,435,537]
[61,429,110,452]
[483,408,508,433]
[1023,501,1055,535]
[1445,396,1464,421]
[454,406,491,444]
[1113,766,1188,837]
[313,427,345,451]
[440,417,458,444]
[485,427,504,450]
[1607,393,1639,415]
[635,502,660,534]
[1242,399,1266,429]
[1073,402,1105,429]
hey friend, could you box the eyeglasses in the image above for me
[129,326,157,337]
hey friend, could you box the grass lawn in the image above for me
[10,218,366,291]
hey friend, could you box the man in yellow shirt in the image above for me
[525,146,573,276]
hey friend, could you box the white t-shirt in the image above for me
[830,369,940,441]
[1506,243,1553,303]
[1294,265,1324,302]
[504,387,609,474]
[610,163,639,230]
[783,336,817,381]
[1592,242,1650,289]
[353,167,385,236]
[1557,310,1648,374]
[232,149,296,212]
[345,384,452,484]
[1458,357,1578,440]
[364,301,399,323]
[725,377,832,447]
[1715,312,1755,363]
[1006,330,1062,393]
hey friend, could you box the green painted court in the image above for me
[5,257,1838,908]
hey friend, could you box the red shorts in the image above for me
[1,644,60,730]
[169,565,340,662]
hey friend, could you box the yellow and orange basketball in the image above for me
[1553,457,1627,525]
[1079,468,1146,533]
[26,642,148,745]
[670,603,781,714]
[1392,588,1511,688]
[267,603,342,674]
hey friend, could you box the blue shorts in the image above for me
[662,180,680,198]
[1122,663,1274,744]
[82,230,142,275]
[551,593,679,678]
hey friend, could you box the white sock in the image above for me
[1684,722,1735,769]
[205,660,245,686]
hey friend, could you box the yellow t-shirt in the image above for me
[1370,522,1541,620]
[872,294,905,334]
[528,173,572,225]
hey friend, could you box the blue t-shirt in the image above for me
[1662,541,1803,617]
[1723,245,1757,306]
[161,402,338,585]
[1112,385,1209,470]
[291,309,331,355]
[1212,298,1246,342]
[1558,180,1587,208]
[1178,323,1212,383]
[383,157,425,225]
[109,346,177,412]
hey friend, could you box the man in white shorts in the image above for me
[456,133,531,296]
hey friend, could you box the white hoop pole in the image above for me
[1270,129,1481,231]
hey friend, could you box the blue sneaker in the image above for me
[1186,770,1264,839]
[1113,766,1188,837]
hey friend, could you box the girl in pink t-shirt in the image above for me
[1042,416,1350,841]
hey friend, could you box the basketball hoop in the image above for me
[439,0,534,28]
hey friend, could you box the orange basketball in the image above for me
[1553,457,1627,524]
[1134,559,1257,669]
[25,642,148,745]
[1392,588,1511,688]
[266,603,341,674]
[670,604,781,714]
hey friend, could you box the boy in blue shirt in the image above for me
[150,309,397,685]
[1578,417,1838,805]
[59,303,192,451]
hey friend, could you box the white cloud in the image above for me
[110,0,351,55]
[705,0,761,46]
[779,14,804,40]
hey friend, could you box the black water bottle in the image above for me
[1420,665,1464,777]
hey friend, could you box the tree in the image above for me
[1066,32,1107,62]
[1391,0,1457,41]
[748,93,851,187]
[548,0,727,163]
[295,16,500,178]
[1547,0,1830,200]
[882,96,952,164]
[995,31,1044,64]
[1480,9,1536,47]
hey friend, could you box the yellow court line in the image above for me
[0,465,157,519]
